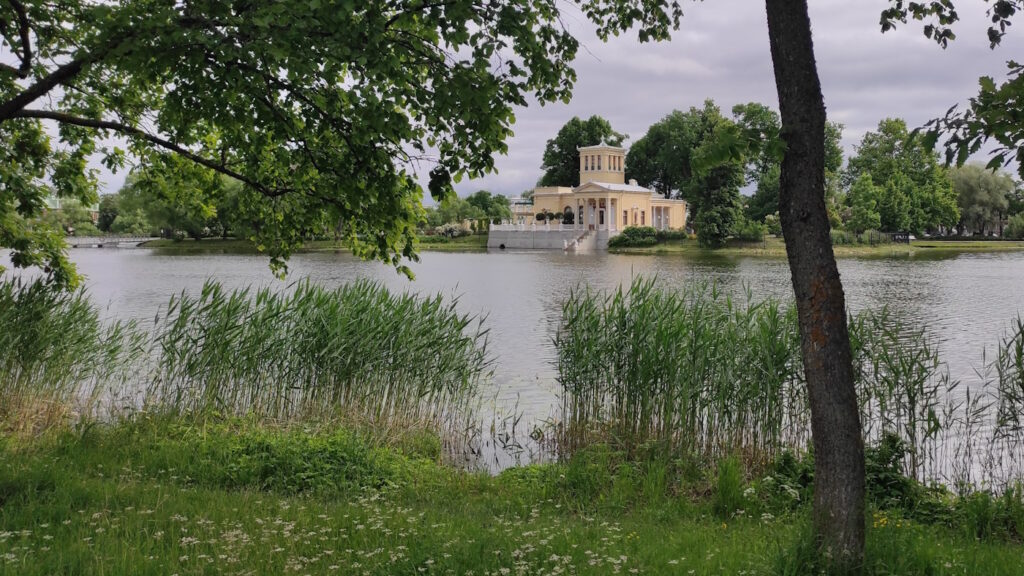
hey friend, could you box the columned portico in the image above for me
[492,141,687,251]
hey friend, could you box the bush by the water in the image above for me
[731,218,766,242]
[831,229,895,245]
[0,281,143,430]
[607,226,689,248]
[1006,213,1024,240]
[607,226,658,247]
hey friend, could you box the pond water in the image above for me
[61,247,1024,424]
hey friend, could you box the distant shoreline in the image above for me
[136,235,1024,258]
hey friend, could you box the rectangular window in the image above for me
[641,211,645,226]
[623,210,628,225]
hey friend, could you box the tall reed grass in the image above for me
[555,277,1024,488]
[0,280,143,431]
[147,280,490,423]
[0,279,490,436]
[556,279,805,464]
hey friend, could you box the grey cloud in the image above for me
[78,1,1021,202]
[453,0,1024,198]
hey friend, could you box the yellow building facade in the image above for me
[529,143,687,233]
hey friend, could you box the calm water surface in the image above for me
[65,248,1024,422]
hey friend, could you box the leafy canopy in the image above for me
[539,116,626,187]
[951,163,1016,235]
[844,118,958,234]
[7,0,667,287]
[881,0,1024,179]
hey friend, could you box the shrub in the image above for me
[731,218,765,242]
[865,433,918,510]
[436,223,468,238]
[831,229,858,245]
[608,226,658,247]
[1006,213,1024,239]
[654,229,688,242]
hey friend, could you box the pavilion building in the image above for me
[488,143,687,250]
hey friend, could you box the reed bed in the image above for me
[555,277,1024,488]
[0,280,144,432]
[147,280,490,423]
[0,279,490,437]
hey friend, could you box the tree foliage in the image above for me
[844,118,958,233]
[465,191,513,222]
[844,174,883,234]
[625,100,746,246]
[1,0,595,287]
[539,116,626,187]
[742,116,843,223]
[626,101,721,198]
[951,163,1016,235]
[882,0,1024,180]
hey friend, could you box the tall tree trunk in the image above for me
[764,0,865,569]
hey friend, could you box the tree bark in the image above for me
[764,0,865,569]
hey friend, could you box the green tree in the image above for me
[626,101,745,247]
[691,122,746,247]
[1006,213,1024,239]
[1009,188,1024,217]
[738,113,843,224]
[424,196,486,228]
[731,102,782,185]
[539,116,626,187]
[120,156,222,240]
[746,164,781,223]
[109,208,153,236]
[844,174,882,234]
[846,118,958,233]
[465,190,513,221]
[626,103,718,198]
[951,163,1015,236]
[1,0,587,287]
[97,195,119,232]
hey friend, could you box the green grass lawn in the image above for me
[1,419,1022,575]
[609,236,1024,258]
[140,234,489,254]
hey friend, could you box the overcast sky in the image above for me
[82,0,1022,199]
[432,0,1024,199]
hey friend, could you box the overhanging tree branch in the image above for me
[0,57,91,120]
[11,108,291,197]
[5,0,32,77]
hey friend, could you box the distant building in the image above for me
[509,196,534,225]
[488,143,687,250]
[43,193,100,222]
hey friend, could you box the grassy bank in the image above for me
[5,278,1024,574]
[139,234,489,253]
[608,236,1024,258]
[3,419,1024,575]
